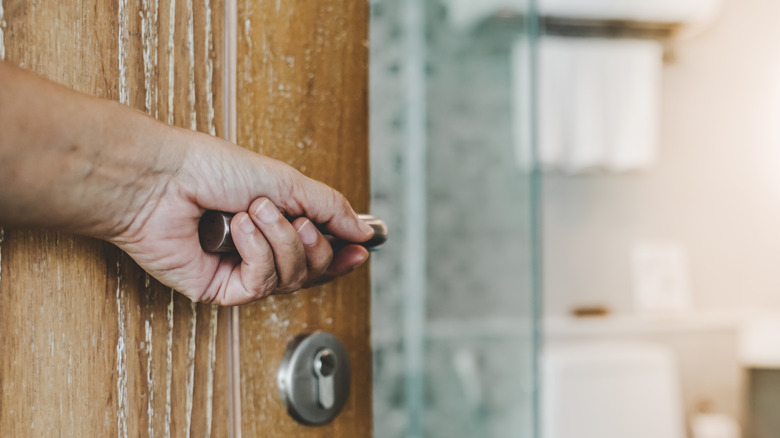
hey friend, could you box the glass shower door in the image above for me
[370,0,539,437]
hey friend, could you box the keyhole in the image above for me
[315,350,337,377]
[314,349,337,409]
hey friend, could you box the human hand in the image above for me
[109,128,373,306]
[0,63,372,305]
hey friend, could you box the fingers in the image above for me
[227,212,277,303]
[326,245,369,278]
[290,216,334,286]
[189,151,372,250]
[248,197,308,293]
[219,196,370,304]
[286,175,374,244]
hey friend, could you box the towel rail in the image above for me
[478,11,682,41]
[543,16,682,40]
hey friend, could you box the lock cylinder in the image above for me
[278,332,352,426]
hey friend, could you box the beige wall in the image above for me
[542,0,780,426]
[543,0,780,317]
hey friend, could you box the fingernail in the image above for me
[297,220,318,245]
[239,214,255,233]
[359,219,374,236]
[255,199,279,223]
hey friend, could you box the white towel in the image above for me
[604,39,661,171]
[537,37,663,173]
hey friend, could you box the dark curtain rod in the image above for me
[479,11,682,41]
[543,16,682,40]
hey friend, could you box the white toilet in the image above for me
[542,342,686,438]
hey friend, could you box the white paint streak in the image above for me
[204,0,216,136]
[67,352,74,433]
[224,0,242,434]
[145,319,155,438]
[242,1,253,89]
[186,0,197,130]
[115,261,128,438]
[228,306,242,438]
[262,27,273,98]
[142,0,160,117]
[184,301,197,438]
[164,290,174,438]
[118,0,129,105]
[167,0,177,125]
[0,0,5,61]
[116,1,129,430]
[205,305,219,438]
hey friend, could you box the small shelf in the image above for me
[545,310,780,338]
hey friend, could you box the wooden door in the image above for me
[234,1,372,437]
[0,0,371,436]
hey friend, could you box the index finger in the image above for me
[277,174,374,243]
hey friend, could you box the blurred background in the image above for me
[369,0,538,437]
[368,0,780,437]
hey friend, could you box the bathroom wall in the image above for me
[368,1,410,435]
[542,0,780,427]
[543,0,780,319]
[370,1,538,437]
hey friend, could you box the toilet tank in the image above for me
[542,342,685,438]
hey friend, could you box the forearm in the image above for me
[0,62,373,304]
[0,61,185,238]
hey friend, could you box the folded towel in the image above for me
[536,36,663,173]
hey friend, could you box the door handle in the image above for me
[198,210,388,253]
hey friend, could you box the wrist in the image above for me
[0,64,188,241]
[91,104,189,240]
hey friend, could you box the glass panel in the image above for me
[370,1,540,437]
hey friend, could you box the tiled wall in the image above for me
[369,1,537,437]
[369,1,417,435]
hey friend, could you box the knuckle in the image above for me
[278,270,307,294]
[333,191,349,211]
[247,271,278,300]
[261,272,279,296]
[292,176,307,201]
[277,228,301,246]
[309,260,331,279]
[294,270,308,288]
[278,279,299,293]
[195,284,222,305]
[282,173,306,211]
[317,249,334,270]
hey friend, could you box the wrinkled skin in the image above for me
[0,61,373,305]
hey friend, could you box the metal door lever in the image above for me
[198,210,388,253]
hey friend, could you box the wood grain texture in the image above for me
[236,0,372,436]
[0,1,228,436]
